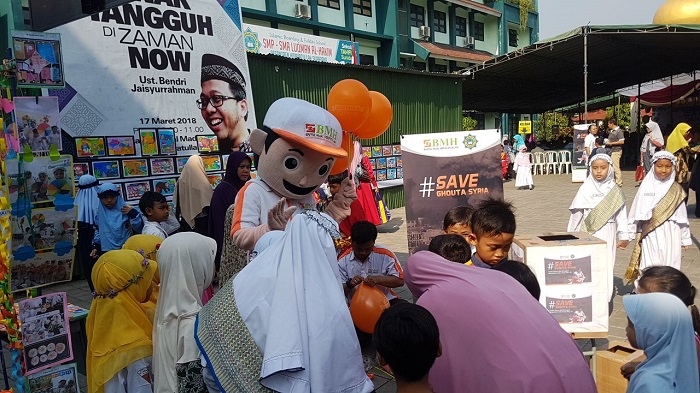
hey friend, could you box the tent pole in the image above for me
[670,74,674,128]
[583,27,589,123]
[637,83,642,166]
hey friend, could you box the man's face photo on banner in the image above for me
[198,53,249,152]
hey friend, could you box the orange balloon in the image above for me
[327,79,372,132]
[352,91,393,140]
[329,131,354,175]
[349,283,390,333]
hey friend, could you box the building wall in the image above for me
[432,1,449,45]
[353,0,377,33]
[409,0,428,40]
[316,1,347,27]
[474,13,499,55]
[242,0,266,11]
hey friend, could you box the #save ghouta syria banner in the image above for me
[401,130,504,254]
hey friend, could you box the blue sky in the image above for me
[538,0,668,39]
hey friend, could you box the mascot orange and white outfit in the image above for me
[230,97,357,250]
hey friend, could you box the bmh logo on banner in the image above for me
[401,130,504,254]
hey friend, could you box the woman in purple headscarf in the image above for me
[208,152,251,271]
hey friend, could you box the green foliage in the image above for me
[462,116,478,131]
[535,112,571,142]
[605,103,631,130]
[504,0,535,28]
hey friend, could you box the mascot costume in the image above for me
[196,97,373,393]
[230,97,357,250]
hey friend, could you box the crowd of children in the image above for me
[68,119,698,392]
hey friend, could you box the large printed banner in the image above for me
[243,23,359,64]
[49,0,256,155]
[402,130,504,254]
[572,124,590,182]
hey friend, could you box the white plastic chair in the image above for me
[544,151,558,174]
[531,152,546,175]
[557,150,572,174]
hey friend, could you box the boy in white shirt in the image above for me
[138,191,180,239]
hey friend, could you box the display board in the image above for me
[572,124,591,183]
[401,130,504,254]
[49,0,256,155]
[363,144,403,182]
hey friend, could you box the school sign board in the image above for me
[401,130,504,254]
[243,23,359,64]
[48,0,256,155]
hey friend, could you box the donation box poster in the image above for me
[402,130,504,254]
[511,232,609,335]
[49,0,256,155]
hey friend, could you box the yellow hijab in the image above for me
[667,123,691,154]
[86,250,157,393]
[123,234,163,320]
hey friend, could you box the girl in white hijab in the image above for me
[568,154,631,300]
[514,145,534,190]
[625,151,691,283]
[153,232,216,392]
[195,210,373,393]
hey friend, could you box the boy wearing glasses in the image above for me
[198,53,250,153]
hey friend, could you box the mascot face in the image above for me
[251,97,347,200]
[251,128,336,199]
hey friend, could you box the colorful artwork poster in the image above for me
[72,163,89,181]
[397,167,403,179]
[150,158,175,175]
[392,145,401,155]
[157,129,177,155]
[19,293,73,375]
[545,296,593,324]
[5,155,74,204]
[377,158,387,169]
[382,145,392,157]
[369,159,376,170]
[544,256,592,285]
[202,156,222,172]
[397,157,402,167]
[26,363,80,393]
[387,157,396,168]
[371,146,382,157]
[11,252,73,292]
[12,30,64,88]
[176,157,189,173]
[106,136,136,156]
[139,129,158,156]
[376,169,387,181]
[75,137,106,157]
[11,207,76,254]
[152,178,176,196]
[207,173,223,188]
[124,181,151,201]
[361,147,372,158]
[197,135,220,153]
[91,160,120,180]
[387,168,396,180]
[14,97,62,153]
[122,159,149,178]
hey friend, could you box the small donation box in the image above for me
[595,341,645,393]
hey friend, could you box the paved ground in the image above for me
[5,169,700,391]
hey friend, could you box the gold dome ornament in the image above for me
[653,0,700,24]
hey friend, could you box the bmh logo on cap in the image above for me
[305,123,338,144]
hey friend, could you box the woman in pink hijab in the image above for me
[405,251,596,393]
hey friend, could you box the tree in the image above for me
[462,116,478,131]
[535,112,571,142]
[605,103,631,130]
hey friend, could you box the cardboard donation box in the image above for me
[595,341,646,393]
[510,232,608,336]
